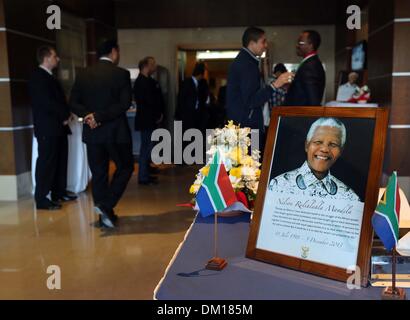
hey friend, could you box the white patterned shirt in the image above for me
[268,161,360,201]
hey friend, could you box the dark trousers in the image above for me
[35,135,68,203]
[86,143,134,211]
[138,129,153,182]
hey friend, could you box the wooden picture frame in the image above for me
[246,106,389,286]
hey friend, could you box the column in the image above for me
[368,0,410,195]
[0,0,55,200]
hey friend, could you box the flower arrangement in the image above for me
[348,85,371,103]
[189,121,261,210]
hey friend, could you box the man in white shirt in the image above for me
[336,72,360,101]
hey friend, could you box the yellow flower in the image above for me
[229,146,242,164]
[255,169,261,178]
[241,155,254,166]
[200,165,210,176]
[229,167,242,178]
[226,120,236,130]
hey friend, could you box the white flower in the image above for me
[241,166,256,178]
[246,181,259,194]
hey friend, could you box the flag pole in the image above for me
[214,212,218,258]
[392,247,397,294]
[206,211,227,271]
[382,245,406,299]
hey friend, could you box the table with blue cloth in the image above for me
[154,213,406,300]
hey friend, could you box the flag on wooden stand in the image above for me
[371,171,401,251]
[196,151,237,217]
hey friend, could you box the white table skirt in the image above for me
[31,117,91,194]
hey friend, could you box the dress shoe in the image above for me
[51,192,78,202]
[110,212,119,222]
[98,213,118,226]
[94,205,118,221]
[107,208,119,222]
[36,199,62,210]
[94,205,115,228]
[94,203,118,219]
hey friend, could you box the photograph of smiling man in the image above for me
[268,118,360,201]
[255,115,375,270]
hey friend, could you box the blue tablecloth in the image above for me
[154,213,404,300]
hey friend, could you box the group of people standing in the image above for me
[29,26,326,229]
[173,27,326,155]
[226,27,326,149]
[29,40,163,229]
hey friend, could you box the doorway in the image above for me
[177,46,240,101]
[176,44,241,130]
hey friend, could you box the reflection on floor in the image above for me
[0,165,198,299]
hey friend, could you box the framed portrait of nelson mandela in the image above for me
[246,106,389,286]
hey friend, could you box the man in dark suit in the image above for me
[175,62,210,164]
[133,56,164,184]
[175,62,209,133]
[227,27,291,132]
[29,46,77,210]
[284,30,326,106]
[226,27,291,152]
[70,40,134,228]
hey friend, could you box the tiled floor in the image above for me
[0,165,198,299]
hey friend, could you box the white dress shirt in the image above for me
[336,82,359,102]
[99,57,113,63]
[39,65,53,76]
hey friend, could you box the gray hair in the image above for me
[306,117,346,147]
